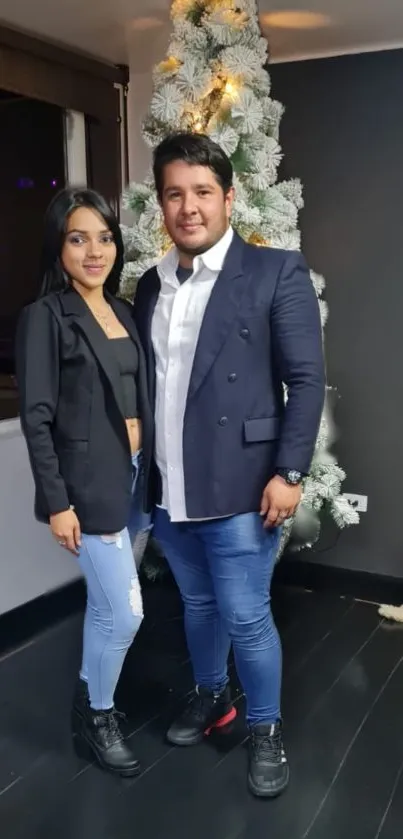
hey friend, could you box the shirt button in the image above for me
[228,373,237,383]
[240,328,250,339]
[218,416,228,426]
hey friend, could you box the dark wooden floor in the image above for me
[0,582,403,839]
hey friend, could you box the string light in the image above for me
[222,78,239,103]
[224,80,236,95]
[192,111,204,131]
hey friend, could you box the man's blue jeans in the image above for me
[153,509,282,725]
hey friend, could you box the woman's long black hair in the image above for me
[38,187,124,298]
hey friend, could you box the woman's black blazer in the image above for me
[15,287,154,534]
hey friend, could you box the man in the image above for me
[133,133,325,798]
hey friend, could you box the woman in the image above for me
[16,187,154,777]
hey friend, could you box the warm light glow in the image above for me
[192,111,204,132]
[130,16,164,31]
[260,10,331,30]
[158,56,181,73]
[222,79,239,102]
[248,233,269,247]
[224,81,236,94]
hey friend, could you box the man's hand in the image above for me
[260,475,302,529]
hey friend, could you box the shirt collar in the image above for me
[158,226,234,281]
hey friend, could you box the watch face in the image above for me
[287,470,302,485]
[277,469,302,485]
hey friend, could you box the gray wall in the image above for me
[270,50,403,577]
[0,419,80,616]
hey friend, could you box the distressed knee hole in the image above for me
[129,575,143,617]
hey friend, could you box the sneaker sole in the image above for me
[247,765,290,799]
[167,706,237,746]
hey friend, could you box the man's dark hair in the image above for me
[153,132,233,199]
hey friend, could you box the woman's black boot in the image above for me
[72,681,140,777]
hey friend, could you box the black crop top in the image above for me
[110,337,139,419]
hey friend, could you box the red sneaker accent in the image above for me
[204,706,237,736]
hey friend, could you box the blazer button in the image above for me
[240,328,250,339]
[228,373,237,382]
[218,416,228,426]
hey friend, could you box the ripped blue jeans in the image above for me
[77,451,151,710]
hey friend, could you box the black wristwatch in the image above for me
[276,468,303,486]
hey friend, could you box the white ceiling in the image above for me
[1,0,403,67]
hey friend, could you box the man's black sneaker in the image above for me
[167,685,237,746]
[248,721,289,798]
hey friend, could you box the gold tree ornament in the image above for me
[157,56,181,74]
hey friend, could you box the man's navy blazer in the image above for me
[133,232,326,519]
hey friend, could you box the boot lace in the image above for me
[95,709,125,747]
[251,726,283,764]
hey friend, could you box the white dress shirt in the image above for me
[151,226,234,522]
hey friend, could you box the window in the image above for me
[0,92,65,420]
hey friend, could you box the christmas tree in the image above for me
[121,0,359,577]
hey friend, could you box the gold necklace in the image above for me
[92,304,113,334]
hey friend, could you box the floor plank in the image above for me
[376,756,403,839]
[0,584,401,839]
[302,634,403,839]
[157,603,398,839]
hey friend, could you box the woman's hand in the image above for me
[50,509,82,554]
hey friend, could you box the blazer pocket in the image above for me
[59,440,89,453]
[243,417,280,443]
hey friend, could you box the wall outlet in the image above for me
[343,493,368,513]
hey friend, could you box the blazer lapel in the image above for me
[187,233,250,402]
[60,288,125,417]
